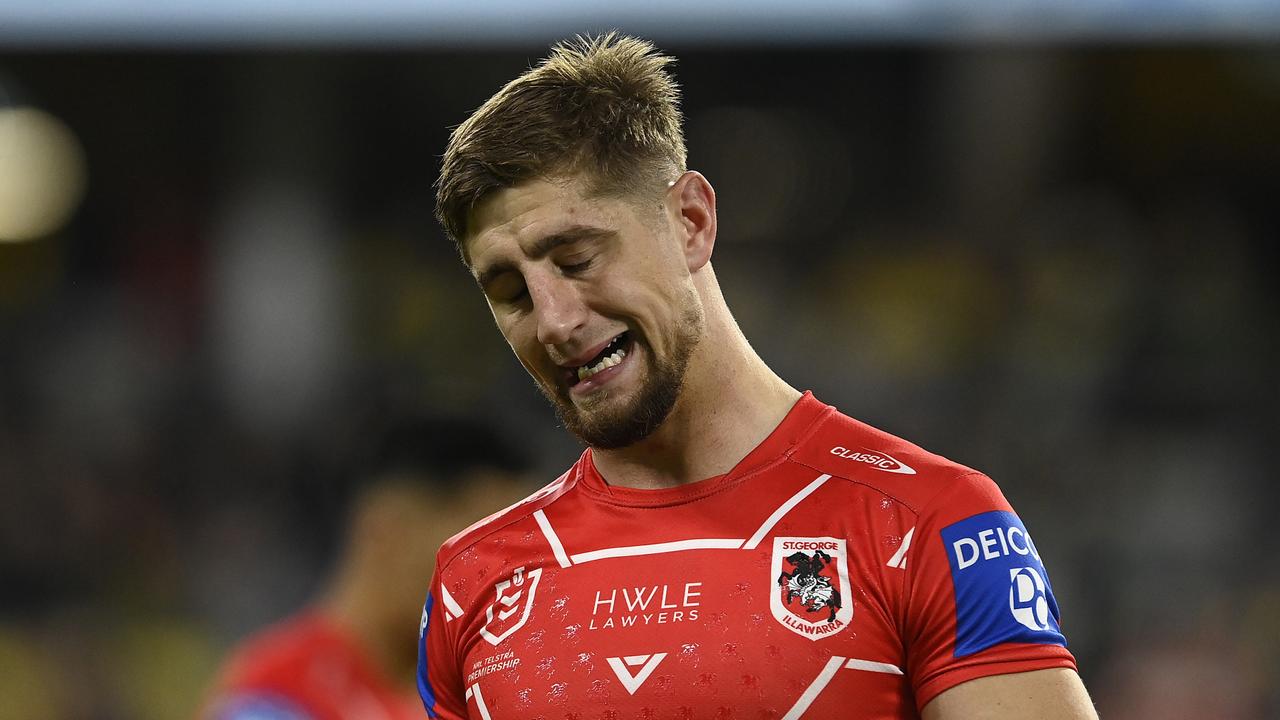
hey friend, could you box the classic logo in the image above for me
[829,446,916,475]
[479,566,542,646]
[606,653,667,694]
[771,537,854,640]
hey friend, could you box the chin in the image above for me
[540,301,702,449]
[560,375,684,450]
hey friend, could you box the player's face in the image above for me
[466,174,704,449]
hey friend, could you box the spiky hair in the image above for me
[435,32,687,250]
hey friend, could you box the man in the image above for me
[419,34,1097,719]
[203,415,529,720]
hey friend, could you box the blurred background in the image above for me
[1,3,1278,719]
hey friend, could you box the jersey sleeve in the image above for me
[902,471,1077,712]
[417,566,468,720]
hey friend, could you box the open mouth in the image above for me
[568,331,632,387]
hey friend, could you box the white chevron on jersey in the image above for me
[606,653,668,694]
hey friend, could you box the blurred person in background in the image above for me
[200,414,530,720]
[417,33,1096,719]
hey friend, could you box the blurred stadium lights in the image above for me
[1,0,1279,46]
[0,106,87,243]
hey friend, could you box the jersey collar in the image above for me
[577,391,832,507]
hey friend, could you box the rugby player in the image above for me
[202,416,528,720]
[418,33,1097,719]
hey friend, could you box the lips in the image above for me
[562,331,632,387]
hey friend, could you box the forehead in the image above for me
[465,176,629,264]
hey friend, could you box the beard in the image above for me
[540,300,704,450]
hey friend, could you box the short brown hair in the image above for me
[435,32,687,250]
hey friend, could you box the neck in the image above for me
[592,273,800,489]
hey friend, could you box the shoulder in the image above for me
[434,455,583,571]
[787,402,986,514]
[215,613,335,689]
[207,614,342,719]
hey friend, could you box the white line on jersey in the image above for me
[743,473,832,550]
[886,526,915,570]
[571,538,745,564]
[464,683,493,720]
[533,509,572,568]
[783,655,847,720]
[524,471,834,566]
[530,472,831,565]
[441,585,465,622]
[783,655,905,718]
[845,657,904,675]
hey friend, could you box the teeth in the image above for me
[576,348,627,382]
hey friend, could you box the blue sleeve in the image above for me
[417,591,440,718]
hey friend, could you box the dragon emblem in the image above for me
[777,549,842,623]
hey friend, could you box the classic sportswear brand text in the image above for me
[829,446,917,475]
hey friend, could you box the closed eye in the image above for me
[561,258,594,274]
[484,273,529,307]
[493,288,531,316]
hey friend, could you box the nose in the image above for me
[529,274,586,347]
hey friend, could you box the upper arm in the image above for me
[922,668,1097,720]
[902,472,1080,709]
[418,571,469,719]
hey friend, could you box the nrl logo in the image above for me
[479,566,542,646]
[771,537,853,640]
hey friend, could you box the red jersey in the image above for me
[418,393,1076,719]
[206,611,422,720]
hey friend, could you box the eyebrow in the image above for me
[473,226,617,290]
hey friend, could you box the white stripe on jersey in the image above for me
[440,585,465,622]
[886,526,915,570]
[570,537,745,564]
[533,509,572,568]
[781,655,905,718]
[743,473,832,550]
[845,657,904,675]
[783,655,847,720]
[533,473,833,565]
[464,683,493,720]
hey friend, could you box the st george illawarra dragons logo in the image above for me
[771,537,854,640]
[780,550,840,622]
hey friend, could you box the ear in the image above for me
[669,171,717,273]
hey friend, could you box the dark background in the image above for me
[1,40,1277,718]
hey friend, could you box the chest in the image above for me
[448,527,917,719]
